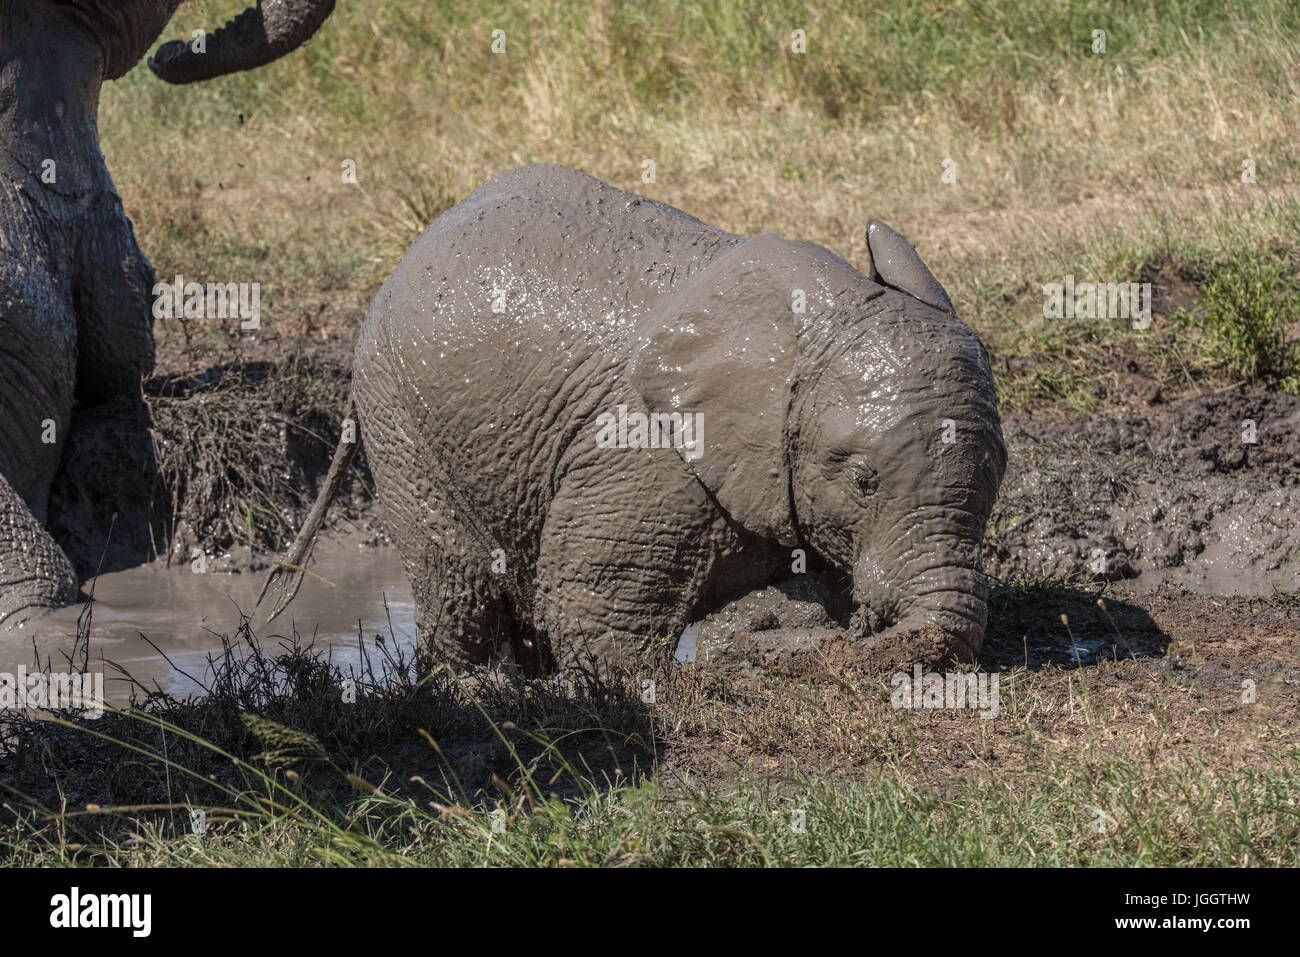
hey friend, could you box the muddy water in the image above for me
[677,622,700,662]
[5,539,703,702]
[3,542,417,701]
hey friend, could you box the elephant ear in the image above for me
[628,233,803,545]
[865,220,955,314]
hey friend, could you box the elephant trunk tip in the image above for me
[855,605,986,673]
[149,0,336,85]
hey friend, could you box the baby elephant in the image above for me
[263,165,1006,673]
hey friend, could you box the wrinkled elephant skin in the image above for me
[336,165,1006,673]
[0,0,336,628]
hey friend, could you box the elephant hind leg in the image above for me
[411,532,544,674]
[0,473,79,629]
[356,368,538,672]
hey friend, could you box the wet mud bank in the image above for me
[988,387,1299,593]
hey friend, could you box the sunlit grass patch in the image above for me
[101,1,1300,421]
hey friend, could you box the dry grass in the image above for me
[100,0,1300,414]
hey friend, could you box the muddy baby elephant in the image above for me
[264,165,1006,673]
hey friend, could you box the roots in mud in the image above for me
[144,353,372,564]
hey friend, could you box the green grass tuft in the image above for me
[1183,250,1300,393]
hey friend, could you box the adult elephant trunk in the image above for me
[148,0,336,84]
[852,505,992,667]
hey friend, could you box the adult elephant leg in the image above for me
[49,193,161,575]
[534,451,716,672]
[0,473,78,629]
[0,180,77,515]
[69,193,156,410]
[0,180,79,625]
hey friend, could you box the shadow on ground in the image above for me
[0,616,663,850]
[980,580,1172,671]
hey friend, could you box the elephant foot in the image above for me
[0,544,80,631]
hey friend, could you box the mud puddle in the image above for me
[3,540,416,701]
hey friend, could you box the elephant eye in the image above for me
[849,461,879,497]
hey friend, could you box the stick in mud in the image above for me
[256,396,359,621]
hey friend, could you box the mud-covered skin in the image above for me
[148,0,337,85]
[0,0,335,628]
[353,165,1006,673]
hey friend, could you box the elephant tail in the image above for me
[256,395,359,622]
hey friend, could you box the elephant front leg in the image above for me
[0,186,80,625]
[51,194,162,575]
[534,455,718,672]
[0,473,79,629]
